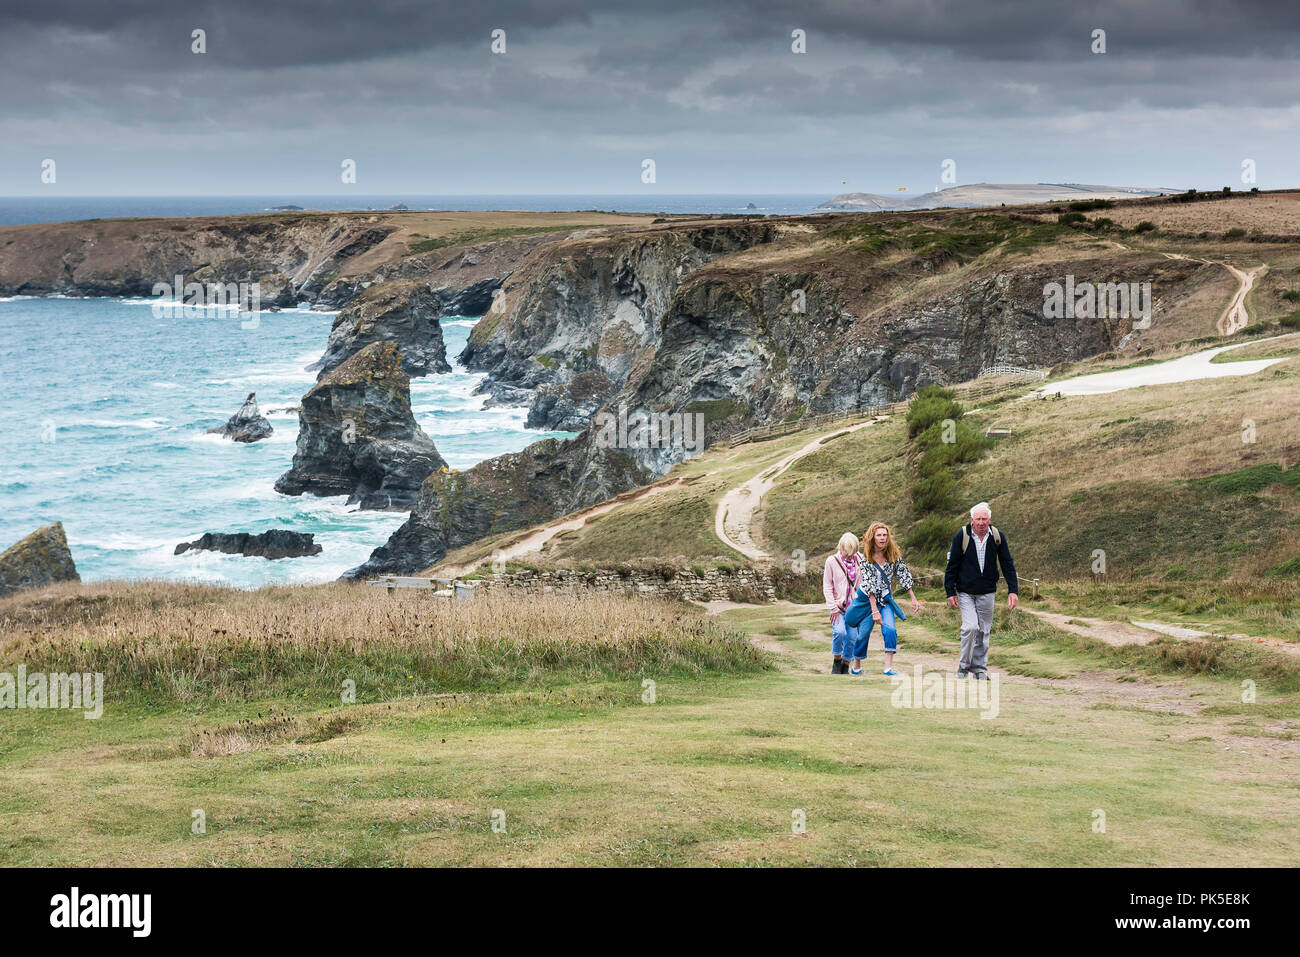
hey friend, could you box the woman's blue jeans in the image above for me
[844,590,906,656]
[831,613,861,659]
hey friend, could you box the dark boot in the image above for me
[832,656,844,674]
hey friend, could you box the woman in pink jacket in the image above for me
[822,532,863,674]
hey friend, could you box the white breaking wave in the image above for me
[79,417,169,430]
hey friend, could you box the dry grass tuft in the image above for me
[0,581,768,703]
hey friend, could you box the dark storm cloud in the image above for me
[2,0,1297,193]
[7,0,1299,67]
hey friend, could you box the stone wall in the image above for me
[467,565,776,603]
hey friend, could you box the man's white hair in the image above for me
[970,502,992,519]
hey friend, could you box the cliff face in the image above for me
[459,221,784,423]
[458,218,1211,479]
[0,212,530,316]
[345,212,1225,578]
[0,214,396,302]
[344,434,647,577]
[313,280,452,379]
[275,342,446,510]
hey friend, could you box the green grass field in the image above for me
[2,583,1296,867]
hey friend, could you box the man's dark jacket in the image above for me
[944,524,1019,597]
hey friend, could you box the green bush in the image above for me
[1280,290,1300,302]
[1091,217,1117,231]
[918,424,992,469]
[1068,199,1114,211]
[1226,227,1247,238]
[1279,310,1300,329]
[1189,463,1300,495]
[1134,221,1156,233]
[1266,556,1300,578]
[1058,211,1086,225]
[906,387,962,438]
[911,471,957,513]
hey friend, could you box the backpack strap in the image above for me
[963,525,1001,551]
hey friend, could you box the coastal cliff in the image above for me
[347,208,1224,576]
[0,203,1236,581]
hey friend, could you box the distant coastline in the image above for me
[0,195,830,228]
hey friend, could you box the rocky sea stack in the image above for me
[207,392,273,442]
[312,280,452,379]
[0,522,80,596]
[344,434,647,579]
[275,341,446,510]
[174,530,322,559]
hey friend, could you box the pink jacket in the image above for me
[822,552,861,615]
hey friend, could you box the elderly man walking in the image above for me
[944,502,1018,679]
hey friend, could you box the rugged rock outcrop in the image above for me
[459,221,783,428]
[0,522,80,596]
[344,433,647,578]
[0,212,516,312]
[174,530,322,559]
[275,341,446,510]
[525,370,617,431]
[207,392,273,442]
[312,281,451,378]
[0,214,397,302]
[308,275,506,379]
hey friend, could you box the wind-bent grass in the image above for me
[0,581,769,705]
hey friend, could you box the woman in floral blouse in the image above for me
[844,522,922,676]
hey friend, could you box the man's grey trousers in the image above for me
[958,592,996,674]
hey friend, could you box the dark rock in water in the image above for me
[312,280,451,379]
[343,432,646,579]
[473,379,535,409]
[268,205,304,211]
[275,341,446,510]
[175,529,322,559]
[207,392,273,443]
[746,203,757,209]
[0,522,80,596]
[389,203,409,211]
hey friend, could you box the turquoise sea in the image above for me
[0,297,572,586]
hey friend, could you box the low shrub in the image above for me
[906,386,962,438]
[911,471,958,514]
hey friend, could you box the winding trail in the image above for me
[433,476,692,577]
[1039,335,1291,397]
[715,416,886,560]
[1103,241,1267,337]
[1023,608,1300,657]
[1160,252,1267,335]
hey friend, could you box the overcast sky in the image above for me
[2,0,1297,196]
